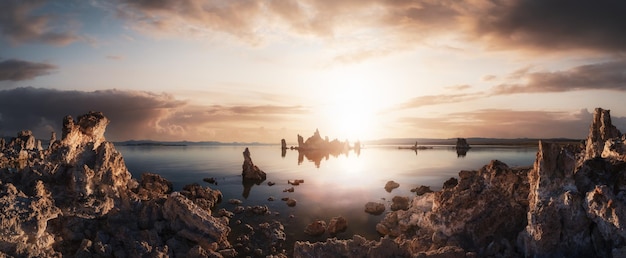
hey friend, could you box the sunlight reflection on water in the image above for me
[117,144,537,245]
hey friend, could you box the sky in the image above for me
[1,0,626,143]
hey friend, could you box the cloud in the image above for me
[399,108,626,139]
[0,87,308,142]
[444,84,472,91]
[106,55,124,60]
[472,1,626,52]
[395,92,485,110]
[115,0,626,55]
[0,0,81,46]
[0,59,57,82]
[492,59,626,94]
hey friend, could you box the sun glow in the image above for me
[319,72,381,142]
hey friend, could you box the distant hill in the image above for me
[113,140,271,146]
[365,137,583,146]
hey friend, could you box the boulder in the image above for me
[327,216,348,236]
[242,148,267,181]
[410,185,433,196]
[390,196,410,211]
[364,202,385,215]
[455,138,471,149]
[304,220,327,236]
[384,180,400,192]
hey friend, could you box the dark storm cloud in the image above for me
[400,108,626,139]
[0,87,309,141]
[0,0,81,46]
[493,59,626,94]
[474,0,626,52]
[0,59,57,81]
[0,87,185,140]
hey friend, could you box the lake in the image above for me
[117,144,537,247]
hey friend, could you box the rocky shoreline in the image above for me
[1,108,626,257]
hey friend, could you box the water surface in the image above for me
[117,144,537,245]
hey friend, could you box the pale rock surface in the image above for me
[0,111,233,257]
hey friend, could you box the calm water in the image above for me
[117,144,537,245]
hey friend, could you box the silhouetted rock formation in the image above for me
[280,139,287,150]
[294,107,626,257]
[455,138,471,149]
[0,111,233,257]
[242,147,266,181]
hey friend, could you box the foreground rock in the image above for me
[294,107,626,257]
[304,220,327,237]
[0,112,231,257]
[327,216,348,236]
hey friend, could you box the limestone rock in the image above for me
[135,173,173,200]
[327,216,348,236]
[242,147,266,181]
[384,180,400,192]
[280,139,287,150]
[181,183,222,212]
[391,196,410,211]
[364,202,385,215]
[411,185,433,196]
[585,108,622,160]
[304,220,327,236]
[163,193,231,250]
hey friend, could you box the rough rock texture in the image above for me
[390,196,410,211]
[0,112,231,257]
[384,180,400,192]
[296,109,626,257]
[241,147,267,181]
[364,202,385,215]
[304,220,327,237]
[585,108,622,160]
[327,216,348,236]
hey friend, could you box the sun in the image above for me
[320,75,379,142]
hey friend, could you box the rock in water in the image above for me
[327,216,348,236]
[364,202,385,215]
[242,147,267,181]
[384,180,400,192]
[281,139,287,150]
[390,196,410,211]
[455,138,471,149]
[304,220,327,236]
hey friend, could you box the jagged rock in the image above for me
[281,139,287,150]
[180,183,222,212]
[135,173,173,200]
[585,108,622,160]
[304,220,327,236]
[49,131,57,149]
[0,111,234,257]
[327,216,348,236]
[242,148,266,181]
[391,196,410,211]
[411,185,433,196]
[294,235,415,258]
[364,202,385,215]
[442,177,458,189]
[384,180,400,192]
[163,192,231,251]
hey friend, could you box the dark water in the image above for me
[117,144,537,246]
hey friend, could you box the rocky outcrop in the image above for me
[281,139,287,150]
[304,220,327,237]
[364,202,385,215]
[296,109,626,257]
[455,138,471,149]
[0,112,232,257]
[585,108,622,160]
[384,180,400,192]
[242,147,266,181]
[327,216,348,236]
